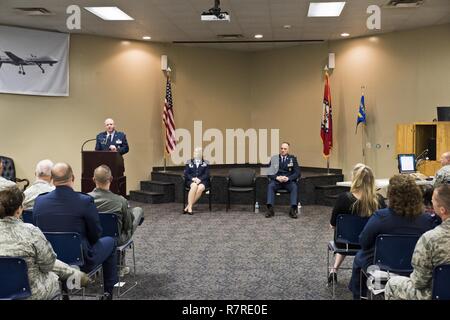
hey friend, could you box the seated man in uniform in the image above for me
[266,142,301,219]
[89,165,144,275]
[434,151,450,187]
[33,162,118,299]
[23,159,55,210]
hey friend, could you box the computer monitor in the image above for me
[398,154,416,174]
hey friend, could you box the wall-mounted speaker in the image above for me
[328,53,335,69]
[161,55,168,71]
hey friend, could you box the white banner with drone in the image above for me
[0,26,69,96]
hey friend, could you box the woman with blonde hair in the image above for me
[183,147,210,215]
[328,163,386,284]
[349,174,436,299]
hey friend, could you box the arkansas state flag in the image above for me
[320,72,333,157]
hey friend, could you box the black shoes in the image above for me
[265,206,275,218]
[327,272,338,284]
[100,292,113,300]
[289,207,298,219]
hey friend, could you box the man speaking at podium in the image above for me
[95,118,129,155]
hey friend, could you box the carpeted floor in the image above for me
[116,202,354,300]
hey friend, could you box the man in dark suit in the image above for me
[33,162,118,299]
[95,118,129,155]
[266,142,301,219]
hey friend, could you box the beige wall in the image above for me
[1,24,449,192]
[250,23,450,179]
[0,35,251,191]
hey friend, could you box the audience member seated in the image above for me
[0,160,16,191]
[183,147,210,215]
[33,162,118,300]
[23,160,55,211]
[348,174,437,299]
[385,184,450,300]
[0,186,88,300]
[422,184,442,225]
[328,163,386,284]
[434,151,450,187]
[89,165,144,276]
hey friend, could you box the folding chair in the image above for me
[227,168,256,212]
[44,232,103,299]
[432,264,450,300]
[99,213,137,297]
[327,214,369,298]
[0,257,31,300]
[362,234,420,300]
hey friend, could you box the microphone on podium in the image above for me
[81,138,96,152]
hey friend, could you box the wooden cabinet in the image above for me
[396,122,450,176]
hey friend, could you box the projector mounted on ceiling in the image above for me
[201,0,230,21]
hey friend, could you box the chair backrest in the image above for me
[44,232,84,267]
[0,257,32,300]
[432,264,450,300]
[373,234,420,274]
[335,214,369,246]
[229,168,255,187]
[0,156,16,181]
[99,212,120,238]
[22,210,34,225]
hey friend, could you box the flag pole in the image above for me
[161,69,171,173]
[324,66,332,175]
[361,85,366,164]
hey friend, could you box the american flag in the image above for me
[163,76,176,154]
[320,72,333,157]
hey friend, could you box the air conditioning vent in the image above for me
[384,0,424,8]
[14,8,53,16]
[217,34,244,40]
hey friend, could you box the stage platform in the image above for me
[129,164,346,207]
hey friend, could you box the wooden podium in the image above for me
[81,151,126,197]
[396,121,450,176]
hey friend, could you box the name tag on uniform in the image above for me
[116,139,122,145]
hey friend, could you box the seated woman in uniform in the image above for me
[183,147,210,215]
[0,186,89,300]
[328,163,386,284]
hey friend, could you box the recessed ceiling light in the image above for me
[340,33,350,37]
[142,36,152,40]
[254,34,263,39]
[283,25,292,29]
[308,2,346,17]
[84,7,134,20]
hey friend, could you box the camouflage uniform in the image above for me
[89,188,143,246]
[434,165,450,187]
[0,216,81,300]
[385,218,450,300]
[0,176,16,191]
[23,180,55,210]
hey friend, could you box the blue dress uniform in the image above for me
[184,159,210,188]
[267,154,301,207]
[33,186,118,295]
[95,131,129,155]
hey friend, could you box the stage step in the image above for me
[129,190,167,204]
[314,185,350,206]
[140,180,175,202]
